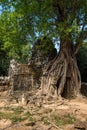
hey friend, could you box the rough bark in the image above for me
[41,41,81,99]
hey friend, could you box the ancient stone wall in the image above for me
[8,59,39,91]
[7,38,57,92]
[0,76,10,91]
[1,37,87,98]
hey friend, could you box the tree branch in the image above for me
[53,2,67,22]
[74,30,87,55]
[74,15,87,55]
[71,0,76,16]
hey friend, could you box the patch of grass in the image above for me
[41,117,50,125]
[11,116,26,123]
[0,106,25,123]
[51,113,76,126]
[24,111,35,122]
[0,112,9,120]
[24,111,31,118]
[3,106,24,114]
[0,111,25,123]
[64,113,76,124]
[51,115,65,126]
[0,112,16,120]
[43,119,50,125]
[56,119,65,126]
[12,106,24,114]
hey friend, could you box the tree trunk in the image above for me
[41,41,81,99]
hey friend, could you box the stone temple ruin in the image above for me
[8,59,36,91]
[0,37,87,97]
[0,37,57,94]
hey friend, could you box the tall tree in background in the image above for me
[0,0,33,74]
[0,0,33,63]
[0,0,87,98]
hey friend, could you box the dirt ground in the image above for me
[0,90,87,130]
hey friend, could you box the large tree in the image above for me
[36,0,87,98]
[0,0,87,98]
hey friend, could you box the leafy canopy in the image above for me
[0,0,87,69]
[0,0,87,43]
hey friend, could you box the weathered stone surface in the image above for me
[8,59,39,91]
[30,38,57,94]
[8,38,57,92]
[0,76,10,91]
[0,38,57,92]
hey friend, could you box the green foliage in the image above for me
[51,114,65,126]
[64,114,76,124]
[0,2,33,75]
[0,0,86,43]
[24,111,35,122]
[51,113,76,126]
[12,106,24,114]
[0,0,87,75]
[35,36,54,55]
[0,41,10,75]
[0,58,9,76]
[0,106,25,123]
[41,117,50,125]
